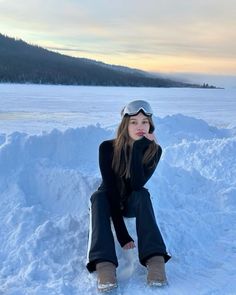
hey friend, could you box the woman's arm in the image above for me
[129,137,162,190]
[99,141,134,247]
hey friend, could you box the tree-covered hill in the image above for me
[0,34,202,87]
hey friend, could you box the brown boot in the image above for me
[96,262,117,292]
[146,256,168,287]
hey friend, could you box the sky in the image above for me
[0,0,236,78]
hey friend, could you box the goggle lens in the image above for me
[122,100,153,117]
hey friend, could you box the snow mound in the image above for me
[0,115,235,295]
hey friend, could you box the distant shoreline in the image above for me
[0,81,223,89]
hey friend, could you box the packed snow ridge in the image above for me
[0,114,235,295]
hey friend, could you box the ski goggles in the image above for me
[122,100,153,117]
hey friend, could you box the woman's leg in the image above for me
[123,188,170,266]
[86,190,118,272]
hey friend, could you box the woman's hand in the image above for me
[144,132,156,141]
[123,241,136,250]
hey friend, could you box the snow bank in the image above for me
[0,115,235,295]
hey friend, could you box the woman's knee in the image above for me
[90,190,108,204]
[135,187,150,197]
[135,188,151,205]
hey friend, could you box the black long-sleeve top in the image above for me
[98,136,162,247]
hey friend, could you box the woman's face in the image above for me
[128,112,151,140]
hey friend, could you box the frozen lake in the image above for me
[0,83,235,134]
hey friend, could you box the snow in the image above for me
[0,84,236,294]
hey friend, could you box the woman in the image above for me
[86,100,171,292]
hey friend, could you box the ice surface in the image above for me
[1,84,236,135]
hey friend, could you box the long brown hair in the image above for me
[112,114,158,179]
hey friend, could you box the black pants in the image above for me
[86,188,170,272]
